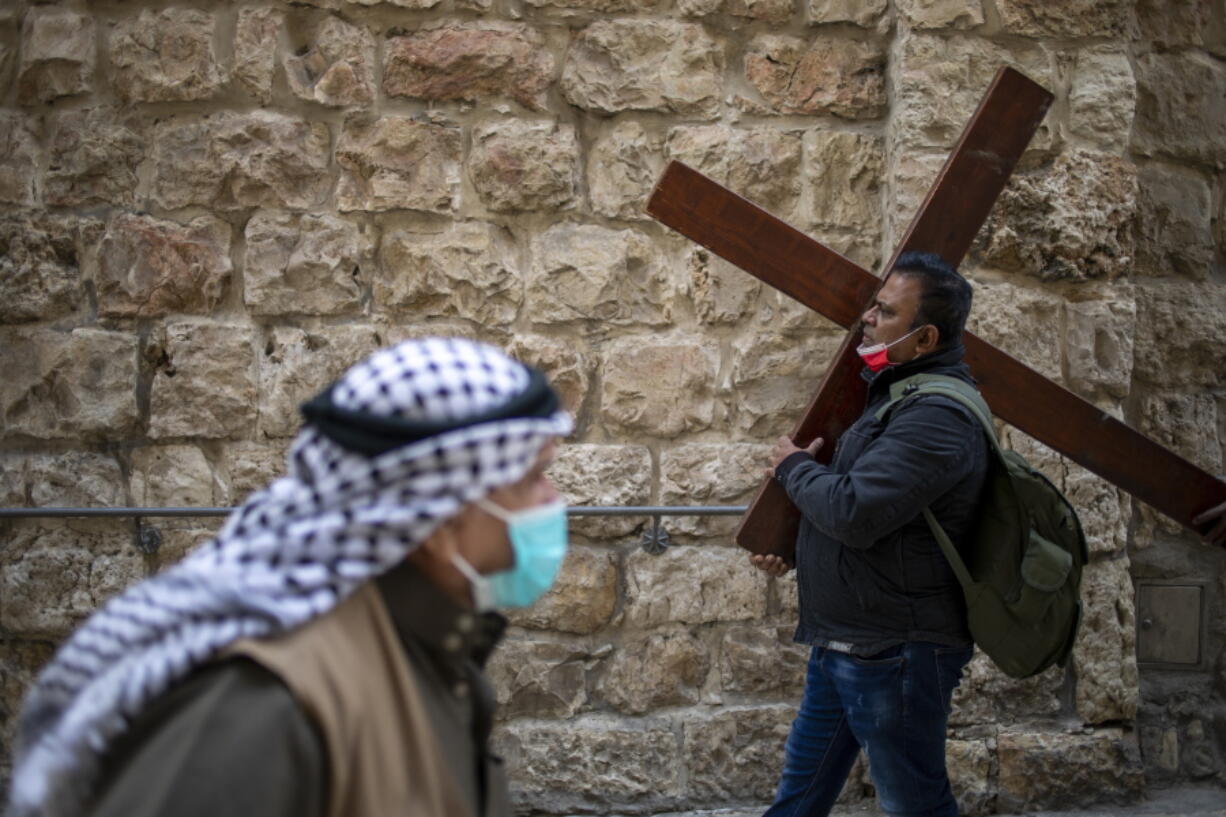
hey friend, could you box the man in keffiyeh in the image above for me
[8,337,574,817]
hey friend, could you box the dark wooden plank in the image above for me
[964,336,1226,536]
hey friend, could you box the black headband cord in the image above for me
[300,366,561,457]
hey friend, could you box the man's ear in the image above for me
[918,324,941,354]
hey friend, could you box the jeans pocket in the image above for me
[849,644,906,668]
[933,644,974,712]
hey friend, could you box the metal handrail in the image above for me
[0,505,750,555]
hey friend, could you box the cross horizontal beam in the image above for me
[649,162,1225,546]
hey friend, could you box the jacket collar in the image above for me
[374,559,506,681]
[862,341,974,402]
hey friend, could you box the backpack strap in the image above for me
[873,373,1004,457]
[872,373,999,590]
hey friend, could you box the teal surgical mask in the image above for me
[450,497,569,611]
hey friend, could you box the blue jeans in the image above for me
[763,642,973,817]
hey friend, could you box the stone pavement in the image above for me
[598,786,1226,817]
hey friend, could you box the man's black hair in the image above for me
[893,251,972,347]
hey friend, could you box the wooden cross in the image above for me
[647,67,1226,559]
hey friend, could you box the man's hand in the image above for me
[764,436,824,478]
[1192,499,1226,548]
[749,553,793,577]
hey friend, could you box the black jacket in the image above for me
[775,343,988,655]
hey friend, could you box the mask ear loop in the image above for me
[474,496,512,523]
[449,551,495,612]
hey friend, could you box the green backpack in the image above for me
[875,373,1088,679]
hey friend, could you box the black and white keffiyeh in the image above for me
[8,337,572,817]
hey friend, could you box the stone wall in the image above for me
[0,0,1223,812]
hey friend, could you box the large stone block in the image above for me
[234,8,283,103]
[1074,557,1138,725]
[0,214,91,324]
[601,336,718,437]
[1139,392,1221,476]
[683,705,794,803]
[109,9,223,103]
[0,522,143,638]
[1063,296,1135,400]
[666,126,803,218]
[0,31,15,102]
[685,248,763,327]
[947,738,993,817]
[949,651,1063,726]
[547,444,651,538]
[149,323,257,440]
[152,113,332,211]
[977,150,1136,283]
[0,640,55,774]
[1063,461,1130,556]
[0,112,37,206]
[624,546,768,627]
[1134,53,1226,169]
[525,224,673,329]
[719,625,808,697]
[285,14,375,108]
[378,222,520,328]
[508,545,617,634]
[494,717,680,813]
[258,325,382,438]
[487,636,593,719]
[384,24,553,111]
[97,213,232,319]
[129,445,216,509]
[3,452,124,508]
[0,328,138,440]
[1135,165,1213,281]
[599,628,710,714]
[804,130,884,233]
[525,0,662,10]
[996,0,1132,37]
[996,729,1144,811]
[730,331,844,437]
[891,33,1054,152]
[149,524,223,571]
[245,212,371,317]
[336,114,461,213]
[1132,279,1226,390]
[561,20,722,118]
[725,0,794,22]
[1068,47,1135,152]
[964,280,1063,381]
[659,443,767,539]
[217,441,288,506]
[588,120,664,221]
[744,35,885,119]
[808,0,888,26]
[18,9,94,103]
[886,150,945,248]
[45,108,145,208]
[469,120,578,213]
[897,0,984,29]
[1136,0,1213,49]
[505,335,591,417]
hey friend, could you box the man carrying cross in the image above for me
[751,252,984,817]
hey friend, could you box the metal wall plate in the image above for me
[1136,580,1208,670]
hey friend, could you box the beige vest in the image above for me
[228,583,477,817]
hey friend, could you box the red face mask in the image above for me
[856,327,923,373]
